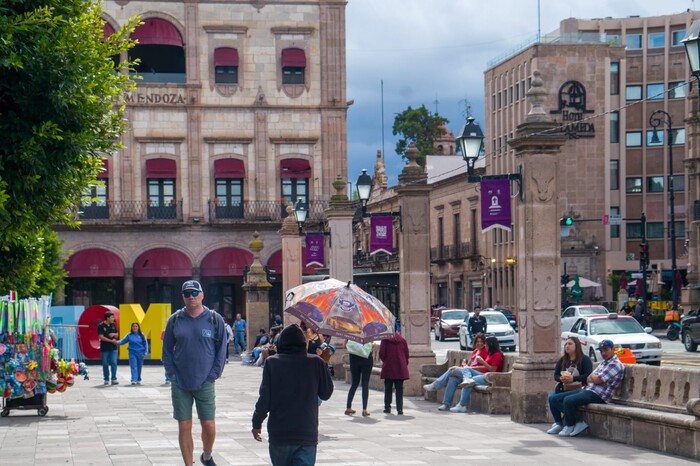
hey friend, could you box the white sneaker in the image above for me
[423,383,437,392]
[558,425,574,436]
[437,404,450,411]
[103,381,109,385]
[458,378,477,388]
[449,404,468,413]
[546,423,563,434]
[569,421,589,437]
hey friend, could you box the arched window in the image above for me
[129,19,185,83]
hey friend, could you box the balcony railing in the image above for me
[353,249,399,271]
[208,199,328,224]
[430,242,472,262]
[79,200,183,223]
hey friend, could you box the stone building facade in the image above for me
[56,0,348,322]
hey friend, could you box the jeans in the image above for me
[101,350,117,381]
[234,331,246,354]
[562,389,604,426]
[269,443,317,466]
[431,366,482,406]
[384,379,404,412]
[458,373,486,407]
[128,351,145,382]
[547,389,581,425]
[347,354,373,410]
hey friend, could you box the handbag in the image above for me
[563,382,583,391]
[346,341,372,358]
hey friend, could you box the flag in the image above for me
[480,178,512,232]
[370,216,393,255]
[305,234,325,267]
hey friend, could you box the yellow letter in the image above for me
[118,303,172,360]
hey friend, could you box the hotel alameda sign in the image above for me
[550,80,595,139]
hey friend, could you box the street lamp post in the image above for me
[649,111,678,310]
[293,198,308,234]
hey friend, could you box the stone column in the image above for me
[684,89,700,309]
[243,232,272,352]
[326,175,355,283]
[395,144,435,396]
[124,267,134,304]
[280,204,302,326]
[507,71,567,423]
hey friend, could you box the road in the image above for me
[429,330,700,368]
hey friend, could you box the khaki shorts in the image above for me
[171,381,216,421]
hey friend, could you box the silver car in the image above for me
[561,305,610,333]
[458,310,517,352]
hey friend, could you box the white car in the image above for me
[458,310,517,352]
[561,314,662,365]
[561,305,610,333]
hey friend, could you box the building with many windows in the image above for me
[56,0,348,322]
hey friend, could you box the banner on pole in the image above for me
[370,216,394,255]
[305,233,325,267]
[480,178,512,233]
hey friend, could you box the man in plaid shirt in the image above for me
[559,339,625,437]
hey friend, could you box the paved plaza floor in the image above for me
[0,360,696,465]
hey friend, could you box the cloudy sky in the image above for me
[344,0,696,186]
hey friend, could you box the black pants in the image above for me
[383,379,404,412]
[347,353,373,410]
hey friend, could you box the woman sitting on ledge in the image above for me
[423,333,503,412]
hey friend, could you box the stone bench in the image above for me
[419,350,517,414]
[578,363,700,460]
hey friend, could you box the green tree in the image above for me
[0,1,138,296]
[392,105,449,167]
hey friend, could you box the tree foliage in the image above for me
[0,0,138,296]
[392,105,449,167]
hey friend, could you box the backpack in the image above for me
[171,308,221,342]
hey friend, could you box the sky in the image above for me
[344,0,697,187]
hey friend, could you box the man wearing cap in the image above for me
[559,339,625,437]
[163,280,227,466]
[97,311,119,385]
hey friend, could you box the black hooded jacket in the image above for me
[252,324,334,445]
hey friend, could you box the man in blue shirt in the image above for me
[163,280,226,466]
[233,313,246,355]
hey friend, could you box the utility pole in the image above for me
[640,213,648,302]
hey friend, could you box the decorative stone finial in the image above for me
[404,143,420,168]
[249,231,264,256]
[525,70,551,123]
[331,175,348,201]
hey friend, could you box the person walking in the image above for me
[467,306,487,348]
[379,328,409,415]
[117,322,149,385]
[345,341,374,417]
[97,311,119,385]
[162,280,227,466]
[233,313,246,355]
[252,324,334,465]
[224,320,234,363]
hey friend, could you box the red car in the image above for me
[433,308,469,341]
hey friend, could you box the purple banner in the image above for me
[480,178,512,233]
[370,216,394,255]
[305,234,325,267]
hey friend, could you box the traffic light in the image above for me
[639,242,649,267]
[561,274,570,286]
[560,216,573,226]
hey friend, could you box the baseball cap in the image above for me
[182,280,203,293]
[598,339,615,350]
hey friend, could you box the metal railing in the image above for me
[430,242,472,262]
[209,199,328,224]
[79,200,183,223]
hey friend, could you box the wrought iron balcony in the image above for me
[430,242,472,263]
[208,199,329,224]
[79,200,183,223]
[353,248,399,271]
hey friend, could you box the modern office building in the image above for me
[55,0,349,321]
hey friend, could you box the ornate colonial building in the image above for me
[56,0,348,321]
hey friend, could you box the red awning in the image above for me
[201,248,253,277]
[280,158,310,179]
[281,48,306,67]
[133,248,192,278]
[266,249,318,275]
[214,48,239,67]
[103,22,115,40]
[97,159,109,179]
[214,159,245,178]
[146,159,176,178]
[131,18,183,47]
[65,249,124,277]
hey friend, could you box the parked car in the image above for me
[561,304,610,333]
[680,309,700,352]
[458,310,517,352]
[433,308,469,341]
[485,307,517,330]
[561,313,662,365]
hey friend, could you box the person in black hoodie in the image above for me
[252,324,334,465]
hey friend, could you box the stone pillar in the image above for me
[326,175,355,283]
[684,89,700,309]
[243,232,272,352]
[280,204,302,326]
[507,70,568,423]
[395,144,435,396]
[124,268,134,304]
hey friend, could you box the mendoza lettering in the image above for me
[125,92,186,105]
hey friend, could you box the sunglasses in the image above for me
[183,290,200,298]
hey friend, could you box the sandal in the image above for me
[344,408,356,415]
[362,410,370,417]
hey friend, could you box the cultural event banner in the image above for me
[370,215,393,255]
[305,233,325,267]
[480,178,512,232]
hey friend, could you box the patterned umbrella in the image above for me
[284,278,396,343]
